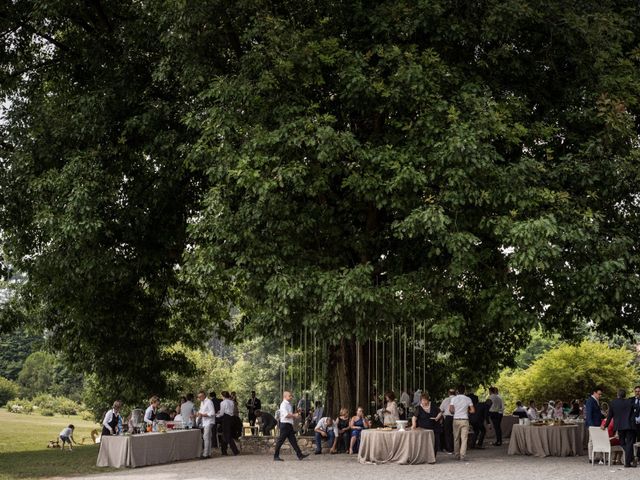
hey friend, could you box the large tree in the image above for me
[2,0,640,413]
[0,0,210,405]
[178,0,640,411]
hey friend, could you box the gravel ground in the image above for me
[68,443,639,480]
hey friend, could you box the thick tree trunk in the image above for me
[326,338,369,417]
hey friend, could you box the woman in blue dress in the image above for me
[349,406,370,454]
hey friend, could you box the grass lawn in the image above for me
[0,409,115,480]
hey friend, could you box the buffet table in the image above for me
[97,429,202,468]
[507,424,583,457]
[358,429,436,465]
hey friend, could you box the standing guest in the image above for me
[182,393,195,428]
[297,393,311,419]
[274,391,308,461]
[411,392,443,456]
[546,400,556,418]
[382,392,400,426]
[230,391,240,417]
[255,409,277,436]
[196,390,216,458]
[144,396,159,427]
[246,391,262,428]
[632,386,640,444]
[59,424,76,451]
[527,401,540,421]
[400,390,412,408]
[314,416,335,454]
[217,391,240,456]
[585,386,604,461]
[439,389,456,453]
[102,400,122,436]
[602,389,635,468]
[209,391,222,413]
[449,385,475,461]
[330,408,351,454]
[349,406,370,454]
[470,396,491,449]
[311,401,324,429]
[488,387,504,446]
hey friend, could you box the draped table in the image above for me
[507,424,583,457]
[358,429,436,465]
[96,429,202,468]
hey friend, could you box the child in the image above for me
[59,424,76,451]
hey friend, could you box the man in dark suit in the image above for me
[585,386,604,461]
[469,396,492,449]
[603,389,636,468]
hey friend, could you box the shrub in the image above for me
[0,376,19,407]
[6,398,33,414]
[40,408,55,416]
[32,394,80,415]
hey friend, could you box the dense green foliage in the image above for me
[2,0,640,409]
[0,377,19,407]
[497,341,638,409]
[16,352,83,400]
[0,330,42,381]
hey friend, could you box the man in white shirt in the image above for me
[488,386,504,446]
[216,391,239,455]
[439,389,456,453]
[181,393,195,428]
[448,385,475,461]
[274,391,309,461]
[197,390,216,458]
[313,417,334,454]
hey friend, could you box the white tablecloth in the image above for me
[96,429,202,468]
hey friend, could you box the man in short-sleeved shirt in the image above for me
[448,385,475,461]
[313,417,335,454]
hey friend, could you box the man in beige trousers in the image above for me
[449,385,475,461]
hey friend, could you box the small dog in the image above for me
[47,439,61,449]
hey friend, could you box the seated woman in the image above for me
[553,400,564,419]
[601,417,622,464]
[512,401,528,418]
[174,404,183,423]
[382,391,400,426]
[349,407,370,454]
[411,392,443,456]
[330,408,351,454]
[526,401,539,420]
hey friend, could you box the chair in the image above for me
[589,427,616,466]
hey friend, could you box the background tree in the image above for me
[497,341,638,410]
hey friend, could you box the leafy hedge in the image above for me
[0,376,19,406]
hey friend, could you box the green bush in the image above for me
[40,408,55,416]
[6,398,33,414]
[497,341,638,411]
[0,376,20,406]
[32,393,80,415]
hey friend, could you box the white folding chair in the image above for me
[589,427,614,466]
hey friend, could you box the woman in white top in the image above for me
[382,391,400,426]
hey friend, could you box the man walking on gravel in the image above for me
[274,391,309,462]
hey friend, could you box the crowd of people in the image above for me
[93,384,640,466]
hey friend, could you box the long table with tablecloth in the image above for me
[97,429,202,468]
[507,424,583,457]
[358,429,436,465]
